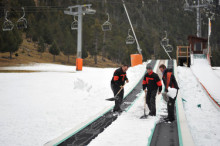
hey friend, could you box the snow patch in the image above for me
[73,78,92,92]
[177,66,220,146]
[0,63,146,146]
[191,59,220,103]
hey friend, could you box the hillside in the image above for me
[0,36,119,68]
[0,0,220,66]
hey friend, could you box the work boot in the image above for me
[164,118,175,123]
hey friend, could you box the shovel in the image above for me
[106,83,126,101]
[140,91,148,119]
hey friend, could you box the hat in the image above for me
[146,64,153,70]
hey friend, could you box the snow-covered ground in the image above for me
[89,92,158,146]
[0,63,75,72]
[0,63,146,146]
[191,59,220,103]
[89,60,168,146]
[89,92,168,146]
[212,67,220,78]
[177,66,220,146]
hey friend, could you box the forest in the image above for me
[0,0,220,65]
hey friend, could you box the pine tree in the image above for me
[0,30,22,59]
[62,32,76,63]
[37,37,45,58]
[49,41,60,62]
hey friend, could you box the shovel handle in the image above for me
[115,83,126,97]
[144,91,147,111]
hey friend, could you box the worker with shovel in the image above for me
[111,64,129,113]
[141,64,162,118]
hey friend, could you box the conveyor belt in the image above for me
[57,60,157,146]
[150,60,179,146]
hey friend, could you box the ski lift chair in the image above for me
[161,38,169,46]
[160,31,169,46]
[102,21,112,31]
[101,13,112,31]
[126,29,135,45]
[16,7,27,29]
[165,45,173,52]
[2,11,14,31]
[184,3,192,11]
[71,16,78,30]
[86,6,96,14]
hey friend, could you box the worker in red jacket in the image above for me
[142,64,162,116]
[111,65,129,113]
[159,64,179,122]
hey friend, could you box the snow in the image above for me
[212,67,220,78]
[89,60,168,146]
[89,91,168,146]
[89,92,157,146]
[167,87,177,99]
[0,63,75,72]
[177,66,220,146]
[191,59,220,103]
[0,63,146,146]
[2,61,219,146]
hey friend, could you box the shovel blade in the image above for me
[140,114,148,119]
[105,96,119,101]
[105,97,116,101]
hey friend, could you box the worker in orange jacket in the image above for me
[159,64,179,122]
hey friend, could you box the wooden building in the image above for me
[188,35,208,54]
[176,36,208,67]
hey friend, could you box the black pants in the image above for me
[111,83,124,112]
[146,90,157,116]
[167,90,178,120]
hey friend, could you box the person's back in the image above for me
[162,68,179,92]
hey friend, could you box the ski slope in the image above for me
[178,66,220,146]
[0,63,146,146]
[191,58,220,104]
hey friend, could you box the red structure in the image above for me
[188,35,208,54]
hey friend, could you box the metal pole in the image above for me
[77,6,83,58]
[187,46,189,66]
[177,46,179,65]
[208,18,210,55]
[122,0,142,55]
[161,44,172,60]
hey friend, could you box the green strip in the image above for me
[147,124,157,146]
[174,60,184,146]
[54,107,113,146]
[176,99,183,146]
[146,60,167,146]
[54,61,152,146]
[125,91,144,112]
